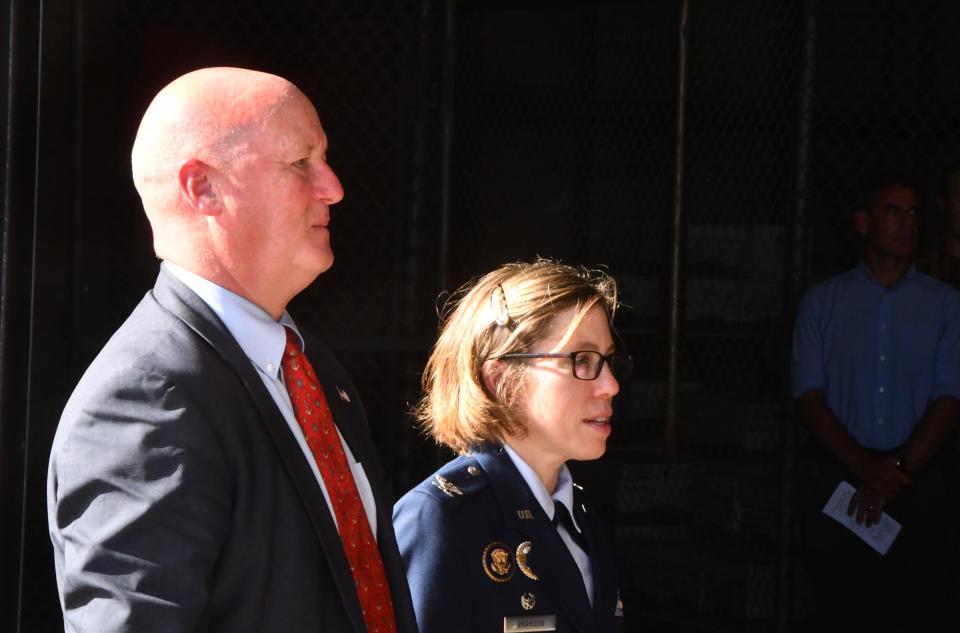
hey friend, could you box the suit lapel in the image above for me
[297,331,419,633]
[301,339,390,531]
[305,340,375,468]
[476,450,596,633]
[151,270,368,633]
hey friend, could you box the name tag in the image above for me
[503,614,557,632]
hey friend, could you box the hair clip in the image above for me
[490,283,511,327]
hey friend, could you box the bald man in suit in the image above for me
[47,67,417,633]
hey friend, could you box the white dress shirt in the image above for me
[163,262,377,537]
[503,444,594,605]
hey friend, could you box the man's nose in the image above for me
[315,162,344,205]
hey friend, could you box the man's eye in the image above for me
[294,158,309,168]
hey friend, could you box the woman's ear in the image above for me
[480,359,503,398]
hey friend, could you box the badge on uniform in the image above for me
[515,541,538,580]
[503,614,556,632]
[520,592,536,610]
[432,474,463,497]
[482,541,515,582]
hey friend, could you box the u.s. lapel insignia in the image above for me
[336,386,351,403]
[520,592,536,610]
[516,541,538,580]
[432,474,463,497]
[482,541,514,582]
[516,509,534,520]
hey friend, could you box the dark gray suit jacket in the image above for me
[48,268,417,633]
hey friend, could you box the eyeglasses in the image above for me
[495,350,633,381]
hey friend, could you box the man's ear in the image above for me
[853,209,869,238]
[179,159,221,216]
[480,359,503,399]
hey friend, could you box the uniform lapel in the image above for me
[476,450,597,633]
[576,500,617,624]
[151,270,368,633]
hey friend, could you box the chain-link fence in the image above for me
[14,0,960,631]
[450,1,794,628]
[449,1,960,631]
[806,0,960,280]
[72,0,448,489]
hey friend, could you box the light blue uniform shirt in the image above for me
[503,444,594,605]
[791,261,960,450]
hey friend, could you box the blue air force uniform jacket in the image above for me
[393,447,624,633]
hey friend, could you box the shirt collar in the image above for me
[857,259,916,288]
[163,261,302,379]
[502,444,582,533]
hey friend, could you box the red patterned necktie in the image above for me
[280,327,397,633]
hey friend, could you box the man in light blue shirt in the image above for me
[791,174,960,632]
[792,262,960,452]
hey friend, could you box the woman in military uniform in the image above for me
[393,260,629,633]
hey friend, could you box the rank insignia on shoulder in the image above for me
[520,592,536,610]
[516,541,538,580]
[516,509,534,520]
[336,386,351,403]
[432,474,463,497]
[482,541,515,582]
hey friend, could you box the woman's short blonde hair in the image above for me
[415,259,618,453]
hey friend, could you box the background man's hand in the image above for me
[853,454,910,501]
[847,485,888,526]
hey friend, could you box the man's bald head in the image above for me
[131,67,298,257]
[128,66,344,318]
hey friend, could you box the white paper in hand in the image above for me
[821,481,901,556]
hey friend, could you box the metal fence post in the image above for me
[439,0,455,294]
[665,0,689,463]
[779,2,817,631]
[0,0,44,630]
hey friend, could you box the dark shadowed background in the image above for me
[3,1,960,631]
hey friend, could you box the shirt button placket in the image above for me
[876,294,890,441]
